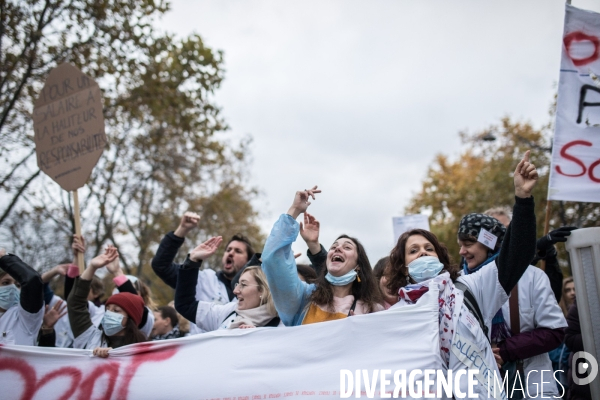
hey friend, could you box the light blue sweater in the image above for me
[261,214,316,326]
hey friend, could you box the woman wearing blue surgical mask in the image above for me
[67,246,146,358]
[262,186,383,326]
[384,151,540,399]
[0,249,44,345]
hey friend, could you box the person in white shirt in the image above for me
[0,249,44,346]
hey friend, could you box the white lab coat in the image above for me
[0,303,44,346]
[194,299,238,331]
[500,266,567,398]
[194,268,229,305]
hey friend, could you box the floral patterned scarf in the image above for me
[398,272,463,366]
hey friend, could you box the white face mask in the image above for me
[0,284,20,310]
[325,269,358,286]
[101,310,126,336]
[407,256,444,283]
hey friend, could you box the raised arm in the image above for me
[497,151,538,295]
[300,212,326,276]
[532,226,577,302]
[64,235,86,300]
[68,247,118,338]
[0,250,43,314]
[175,236,223,323]
[262,187,320,326]
[151,212,200,288]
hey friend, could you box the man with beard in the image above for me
[151,212,254,306]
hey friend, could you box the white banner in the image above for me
[0,290,447,400]
[392,214,430,244]
[549,4,600,203]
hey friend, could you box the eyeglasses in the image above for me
[234,282,260,290]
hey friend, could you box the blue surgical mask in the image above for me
[407,256,444,283]
[0,284,20,310]
[325,269,357,286]
[101,310,125,336]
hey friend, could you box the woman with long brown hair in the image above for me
[385,151,539,398]
[262,186,382,326]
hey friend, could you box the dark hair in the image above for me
[157,306,178,329]
[227,234,254,261]
[103,318,147,348]
[309,235,381,313]
[373,256,390,281]
[386,229,460,295]
[296,264,317,283]
[90,275,105,304]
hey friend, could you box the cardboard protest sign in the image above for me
[33,63,106,192]
[392,214,430,244]
[549,5,600,203]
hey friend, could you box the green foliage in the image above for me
[406,117,600,267]
[0,0,265,306]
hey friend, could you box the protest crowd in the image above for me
[0,150,594,400]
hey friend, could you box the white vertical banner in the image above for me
[549,4,600,203]
[392,214,430,244]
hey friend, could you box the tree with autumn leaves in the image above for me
[406,117,600,269]
[0,0,264,303]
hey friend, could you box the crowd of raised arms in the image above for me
[0,151,589,399]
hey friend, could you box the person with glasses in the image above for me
[175,236,280,330]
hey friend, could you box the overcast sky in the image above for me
[157,0,600,264]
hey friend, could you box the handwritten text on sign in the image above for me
[33,63,106,191]
[549,5,600,203]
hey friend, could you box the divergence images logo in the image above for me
[572,351,598,385]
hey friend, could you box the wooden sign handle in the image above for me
[72,190,85,273]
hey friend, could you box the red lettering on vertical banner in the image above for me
[589,159,600,183]
[556,140,593,177]
[564,31,600,66]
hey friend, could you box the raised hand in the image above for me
[53,263,70,276]
[299,212,321,255]
[189,236,223,262]
[41,263,71,283]
[514,151,538,198]
[287,185,321,219]
[105,248,124,277]
[539,226,578,248]
[43,300,68,329]
[537,226,578,256]
[174,211,201,238]
[88,246,119,270]
[72,235,85,257]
